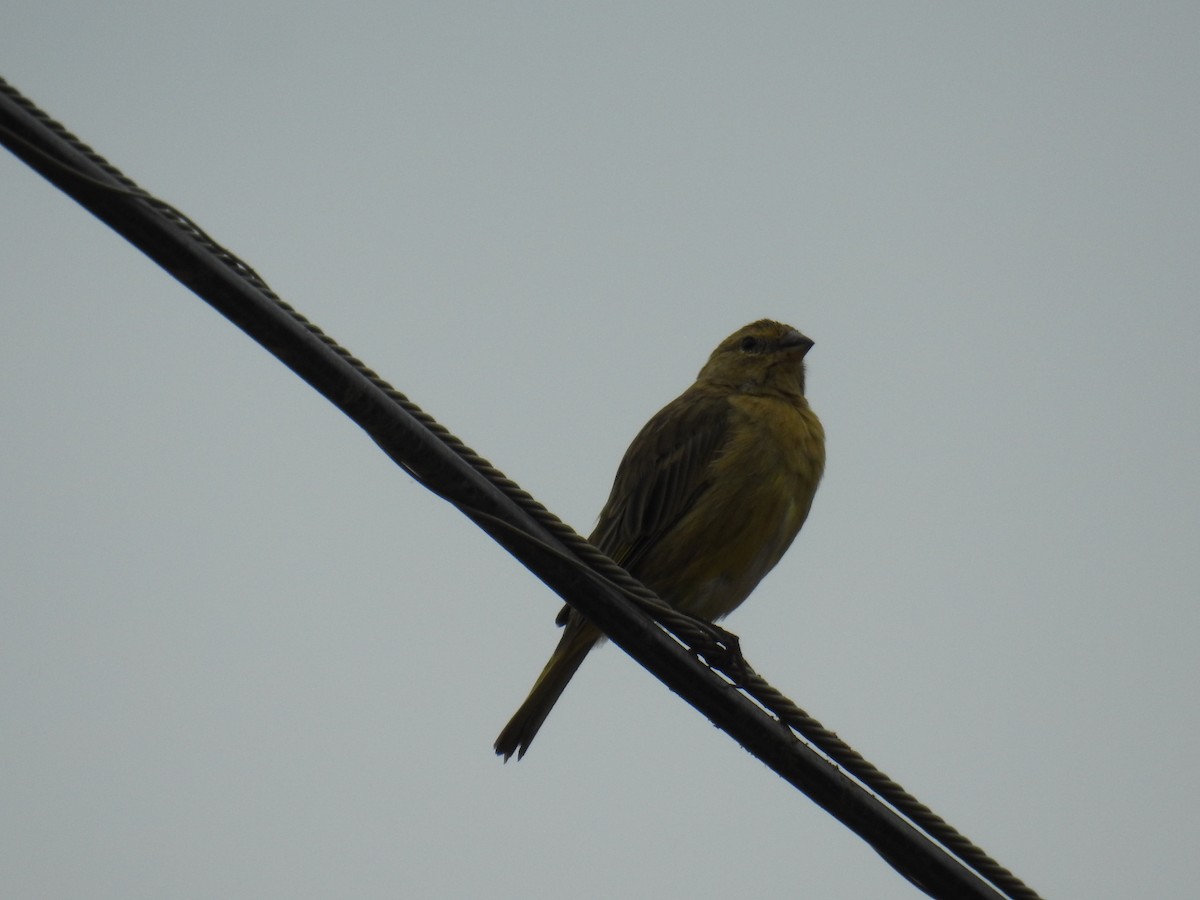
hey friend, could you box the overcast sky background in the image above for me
[3,5,1197,898]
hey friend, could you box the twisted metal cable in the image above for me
[0,74,1040,900]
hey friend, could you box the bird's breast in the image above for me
[649,393,824,621]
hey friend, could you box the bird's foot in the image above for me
[692,622,751,683]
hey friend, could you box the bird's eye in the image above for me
[740,335,761,353]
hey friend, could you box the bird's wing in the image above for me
[591,387,732,571]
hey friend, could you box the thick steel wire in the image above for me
[0,74,1041,900]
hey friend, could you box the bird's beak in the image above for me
[780,330,814,357]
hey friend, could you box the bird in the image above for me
[494,319,825,760]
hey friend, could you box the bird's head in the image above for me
[697,319,814,397]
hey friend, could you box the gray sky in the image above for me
[3,4,1197,898]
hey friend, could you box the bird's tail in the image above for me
[494,619,600,761]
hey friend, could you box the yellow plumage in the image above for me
[495,320,825,760]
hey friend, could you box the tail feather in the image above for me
[494,621,600,761]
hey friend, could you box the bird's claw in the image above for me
[692,622,750,683]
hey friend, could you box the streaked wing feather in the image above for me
[593,389,732,571]
[554,389,732,628]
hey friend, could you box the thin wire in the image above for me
[0,74,1041,900]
